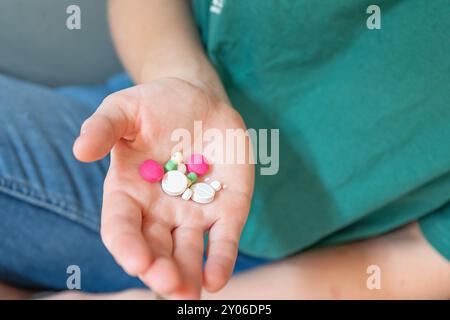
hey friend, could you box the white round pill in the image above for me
[181,188,193,201]
[171,152,184,164]
[177,162,187,174]
[161,171,188,196]
[191,182,216,204]
[210,180,222,191]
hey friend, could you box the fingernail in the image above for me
[80,124,88,135]
[80,120,89,136]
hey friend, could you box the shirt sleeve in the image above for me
[419,202,450,261]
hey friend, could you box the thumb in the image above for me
[73,94,136,162]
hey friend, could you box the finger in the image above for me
[140,222,181,294]
[101,191,152,276]
[73,92,137,162]
[171,225,205,299]
[204,218,242,292]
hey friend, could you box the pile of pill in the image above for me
[139,152,223,204]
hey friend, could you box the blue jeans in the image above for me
[0,74,267,293]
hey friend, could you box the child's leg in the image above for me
[0,74,144,292]
[39,222,450,299]
[203,222,450,299]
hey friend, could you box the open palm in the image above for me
[73,78,254,299]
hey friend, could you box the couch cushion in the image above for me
[0,0,122,86]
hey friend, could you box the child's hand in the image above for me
[73,77,254,299]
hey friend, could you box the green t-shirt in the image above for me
[193,0,450,260]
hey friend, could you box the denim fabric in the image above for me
[0,73,267,292]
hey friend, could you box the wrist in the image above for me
[139,55,229,104]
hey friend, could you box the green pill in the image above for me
[164,160,178,172]
[186,172,198,184]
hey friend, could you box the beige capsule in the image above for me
[182,188,193,201]
[171,152,184,164]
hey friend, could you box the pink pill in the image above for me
[186,154,209,176]
[139,159,164,182]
